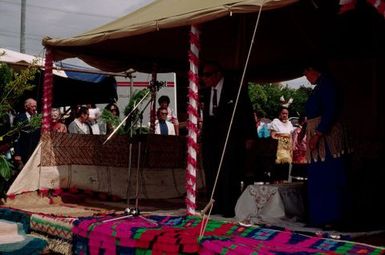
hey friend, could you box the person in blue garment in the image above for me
[303,62,352,229]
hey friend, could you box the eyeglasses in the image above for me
[160,112,168,115]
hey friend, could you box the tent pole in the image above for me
[129,74,134,99]
[41,48,53,133]
[149,64,158,134]
[185,24,200,215]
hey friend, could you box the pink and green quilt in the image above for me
[72,215,385,255]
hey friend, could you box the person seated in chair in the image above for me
[155,108,175,135]
[157,95,179,135]
[68,106,91,134]
[51,108,67,133]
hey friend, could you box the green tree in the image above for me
[0,63,40,141]
[0,62,39,191]
[0,63,38,119]
[248,82,312,119]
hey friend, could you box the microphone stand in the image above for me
[125,98,152,210]
[103,79,165,224]
[102,89,151,145]
[126,103,135,207]
[134,112,144,209]
[124,99,152,134]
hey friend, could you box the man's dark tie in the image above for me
[212,88,218,114]
[159,121,168,135]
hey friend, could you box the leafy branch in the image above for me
[122,88,150,136]
[0,155,13,181]
[0,62,39,119]
[0,62,40,181]
[101,109,124,135]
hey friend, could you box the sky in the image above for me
[0,0,153,57]
[0,0,308,88]
[281,76,311,89]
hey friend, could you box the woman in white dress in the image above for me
[269,106,295,182]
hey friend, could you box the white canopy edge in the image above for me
[0,48,67,77]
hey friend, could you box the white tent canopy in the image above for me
[0,48,67,77]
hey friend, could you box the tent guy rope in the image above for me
[199,0,266,238]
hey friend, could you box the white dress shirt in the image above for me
[209,77,224,116]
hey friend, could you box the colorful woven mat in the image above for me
[72,215,385,255]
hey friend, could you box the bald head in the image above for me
[24,98,37,115]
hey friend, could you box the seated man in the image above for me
[155,108,175,135]
[157,95,179,135]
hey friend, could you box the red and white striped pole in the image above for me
[185,25,200,215]
[367,0,385,18]
[42,48,53,133]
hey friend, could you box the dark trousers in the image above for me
[202,137,244,217]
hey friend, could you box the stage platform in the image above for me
[7,132,204,200]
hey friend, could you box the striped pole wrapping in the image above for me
[339,0,385,18]
[42,48,53,133]
[185,25,200,215]
[367,0,385,17]
[339,0,357,13]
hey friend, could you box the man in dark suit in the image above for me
[200,61,255,217]
[13,98,41,168]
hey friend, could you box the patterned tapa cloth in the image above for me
[306,117,353,162]
[40,132,186,168]
[72,215,385,255]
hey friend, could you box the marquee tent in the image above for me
[38,0,385,225]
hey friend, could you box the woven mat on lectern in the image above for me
[40,132,186,168]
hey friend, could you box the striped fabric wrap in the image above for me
[30,214,77,241]
[72,215,385,255]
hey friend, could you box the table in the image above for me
[235,183,306,225]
